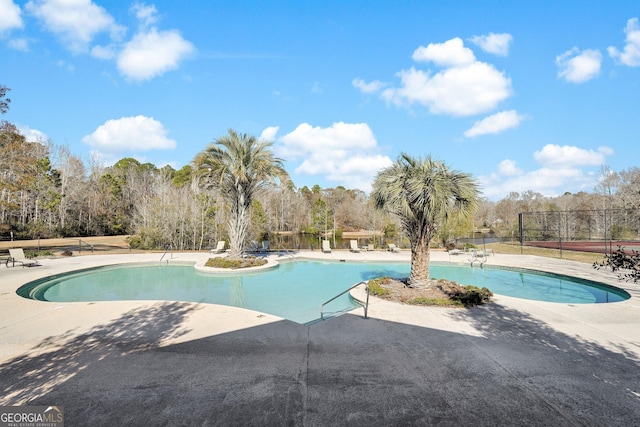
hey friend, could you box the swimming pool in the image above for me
[17,260,629,324]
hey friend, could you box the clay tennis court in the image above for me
[524,240,640,254]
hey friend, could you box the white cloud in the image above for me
[352,78,387,94]
[556,47,602,83]
[26,0,125,53]
[18,125,48,142]
[382,61,512,116]
[117,27,195,81]
[497,159,523,176]
[469,33,513,56]
[608,17,640,66]
[90,44,117,60]
[24,1,193,81]
[480,166,594,200]
[372,37,512,116]
[276,122,392,192]
[464,110,525,138]
[479,145,614,200]
[131,2,159,29]
[260,126,279,141]
[0,0,23,32]
[8,37,29,51]
[82,115,176,152]
[412,37,475,67]
[533,144,612,167]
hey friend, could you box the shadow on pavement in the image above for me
[1,301,639,426]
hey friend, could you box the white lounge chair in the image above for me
[210,241,226,253]
[322,240,331,253]
[349,240,361,253]
[8,248,39,267]
[366,244,375,251]
[387,244,400,253]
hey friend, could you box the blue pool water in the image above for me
[17,261,629,324]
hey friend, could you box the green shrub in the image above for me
[205,257,268,269]
[25,250,53,258]
[409,297,464,307]
[367,277,391,296]
[450,285,493,306]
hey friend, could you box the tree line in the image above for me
[1,84,639,249]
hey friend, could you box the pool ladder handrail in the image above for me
[468,249,487,267]
[160,244,172,263]
[275,243,295,259]
[320,281,370,320]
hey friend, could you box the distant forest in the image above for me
[2,86,639,250]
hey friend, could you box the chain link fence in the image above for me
[518,209,640,256]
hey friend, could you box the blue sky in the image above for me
[1,0,638,200]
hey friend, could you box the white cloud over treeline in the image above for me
[480,144,614,199]
[268,122,392,192]
[82,115,176,152]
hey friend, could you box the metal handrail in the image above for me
[78,239,94,253]
[320,281,370,320]
[276,243,294,258]
[160,244,172,263]
[468,248,487,267]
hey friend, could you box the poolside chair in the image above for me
[322,240,331,253]
[366,244,375,251]
[349,240,361,253]
[261,240,270,252]
[210,241,226,254]
[8,248,39,267]
[387,244,400,253]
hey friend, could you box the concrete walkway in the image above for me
[1,250,639,426]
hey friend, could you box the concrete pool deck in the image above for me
[1,249,639,425]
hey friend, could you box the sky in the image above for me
[1,0,639,200]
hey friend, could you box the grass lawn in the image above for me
[484,242,605,264]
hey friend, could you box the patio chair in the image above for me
[349,240,361,253]
[322,240,331,253]
[387,243,400,253]
[8,248,40,267]
[210,241,226,254]
[366,244,375,251]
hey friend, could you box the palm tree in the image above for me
[194,129,289,259]
[371,153,478,289]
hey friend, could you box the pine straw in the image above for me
[369,277,477,307]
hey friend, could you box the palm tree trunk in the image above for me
[228,188,250,259]
[408,228,432,289]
